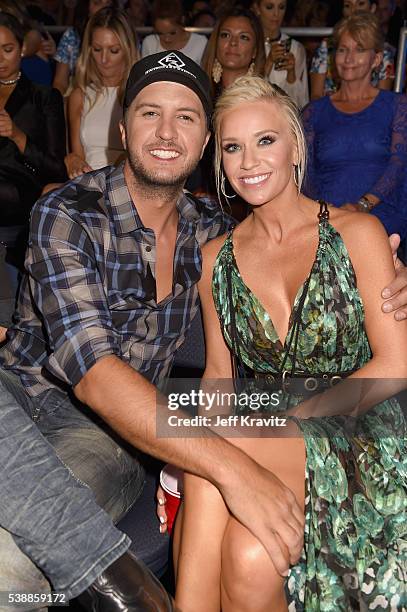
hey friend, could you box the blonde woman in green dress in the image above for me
[173,77,407,611]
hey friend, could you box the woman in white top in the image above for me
[66,7,139,178]
[141,0,207,66]
[253,0,309,109]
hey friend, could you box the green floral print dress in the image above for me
[212,203,407,611]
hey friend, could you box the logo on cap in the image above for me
[157,52,186,70]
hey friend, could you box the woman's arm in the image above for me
[310,72,326,100]
[53,61,70,96]
[280,41,309,108]
[6,87,67,183]
[293,213,407,419]
[199,237,233,380]
[365,95,407,208]
[53,28,79,96]
[309,40,328,100]
[345,214,407,380]
[66,87,92,178]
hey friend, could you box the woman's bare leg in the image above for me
[175,424,305,612]
[220,434,305,612]
[175,473,229,611]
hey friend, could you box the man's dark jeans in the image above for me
[0,368,145,609]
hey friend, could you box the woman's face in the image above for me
[335,31,380,82]
[216,16,257,72]
[154,18,183,46]
[91,27,125,83]
[342,0,375,18]
[127,0,148,24]
[0,26,22,82]
[89,0,112,17]
[255,1,287,35]
[219,99,297,207]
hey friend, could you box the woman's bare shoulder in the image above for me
[327,206,392,271]
[68,87,84,108]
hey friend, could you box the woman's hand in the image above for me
[64,152,92,178]
[156,484,168,533]
[40,32,56,58]
[0,110,26,153]
[268,43,296,83]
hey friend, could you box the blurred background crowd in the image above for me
[1,0,407,332]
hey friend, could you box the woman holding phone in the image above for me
[253,0,309,108]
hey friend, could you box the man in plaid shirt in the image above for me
[0,52,406,610]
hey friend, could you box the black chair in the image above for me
[116,308,206,578]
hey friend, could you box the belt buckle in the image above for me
[282,370,290,392]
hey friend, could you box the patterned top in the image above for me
[0,164,231,395]
[310,38,395,96]
[54,27,81,74]
[213,212,371,378]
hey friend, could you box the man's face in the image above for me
[121,81,210,189]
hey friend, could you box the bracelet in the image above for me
[357,196,374,213]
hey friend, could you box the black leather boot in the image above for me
[78,551,175,611]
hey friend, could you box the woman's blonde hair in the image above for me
[333,12,384,53]
[75,6,139,109]
[201,8,265,99]
[213,76,307,201]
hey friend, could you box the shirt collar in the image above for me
[107,163,201,235]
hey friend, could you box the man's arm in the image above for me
[74,354,304,577]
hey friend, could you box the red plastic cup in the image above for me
[160,464,183,535]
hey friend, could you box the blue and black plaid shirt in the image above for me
[1,164,232,396]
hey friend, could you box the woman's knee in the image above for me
[221,520,286,611]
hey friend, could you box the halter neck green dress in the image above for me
[212,202,407,611]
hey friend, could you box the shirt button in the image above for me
[145,246,152,252]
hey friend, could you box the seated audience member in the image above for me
[0,0,47,63]
[65,6,138,178]
[21,29,56,86]
[0,11,66,327]
[302,13,407,237]
[124,0,151,28]
[162,74,407,612]
[196,6,265,214]
[141,0,208,65]
[53,0,115,96]
[310,0,395,99]
[189,8,216,29]
[202,7,265,102]
[252,0,309,108]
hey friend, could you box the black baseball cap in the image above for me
[124,51,213,123]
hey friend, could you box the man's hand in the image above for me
[382,233,407,320]
[156,484,168,533]
[220,459,304,576]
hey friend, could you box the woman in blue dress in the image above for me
[302,12,407,238]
